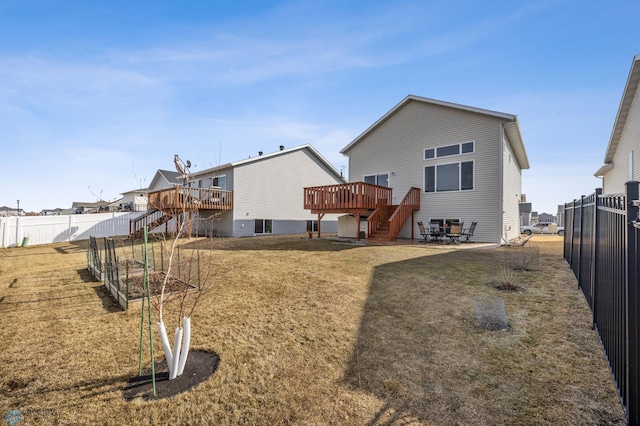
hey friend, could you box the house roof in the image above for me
[121,188,149,195]
[190,144,345,182]
[148,169,182,190]
[157,170,182,185]
[340,94,530,170]
[599,54,640,168]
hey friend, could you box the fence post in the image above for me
[564,202,569,261]
[592,188,602,329]
[626,180,639,425]
[571,198,579,271]
[577,195,586,287]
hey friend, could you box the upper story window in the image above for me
[425,141,474,159]
[364,173,389,187]
[211,175,227,190]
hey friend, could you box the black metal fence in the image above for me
[564,181,640,425]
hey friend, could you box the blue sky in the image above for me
[1,0,639,214]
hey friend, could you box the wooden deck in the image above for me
[303,183,420,242]
[304,182,393,214]
[148,186,233,212]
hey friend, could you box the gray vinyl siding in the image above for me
[231,148,342,236]
[346,99,513,243]
[502,132,523,241]
[195,210,233,237]
[603,84,640,195]
[232,219,338,237]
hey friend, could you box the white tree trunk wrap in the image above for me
[157,317,191,380]
[177,317,191,376]
[169,327,183,380]
[158,322,173,368]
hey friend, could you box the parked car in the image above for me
[520,222,564,236]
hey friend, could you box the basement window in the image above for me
[255,219,273,234]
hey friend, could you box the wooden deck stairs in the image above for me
[367,205,397,242]
[129,209,173,238]
[367,187,421,242]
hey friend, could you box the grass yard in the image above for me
[0,235,626,425]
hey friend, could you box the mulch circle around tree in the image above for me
[123,350,220,401]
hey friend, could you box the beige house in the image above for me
[306,95,529,244]
[595,55,640,194]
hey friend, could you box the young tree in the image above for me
[142,155,216,380]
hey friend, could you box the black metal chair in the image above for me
[429,221,445,242]
[417,222,429,242]
[461,221,478,242]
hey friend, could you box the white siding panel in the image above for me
[232,148,343,231]
[348,100,510,243]
[604,85,640,195]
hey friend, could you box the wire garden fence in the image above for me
[87,235,200,310]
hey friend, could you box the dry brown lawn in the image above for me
[0,234,626,425]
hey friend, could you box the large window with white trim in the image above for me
[424,161,474,192]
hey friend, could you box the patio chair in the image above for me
[461,221,478,242]
[446,223,464,244]
[429,221,445,242]
[417,221,430,242]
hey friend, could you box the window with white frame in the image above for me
[430,218,461,228]
[255,219,273,234]
[211,175,227,190]
[363,173,389,187]
[424,141,474,160]
[307,220,318,232]
[424,161,474,192]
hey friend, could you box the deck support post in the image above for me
[317,213,325,238]
[357,214,361,241]
[411,211,415,240]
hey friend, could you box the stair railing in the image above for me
[387,187,421,241]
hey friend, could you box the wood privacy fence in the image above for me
[0,212,145,247]
[564,181,640,425]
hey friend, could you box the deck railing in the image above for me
[148,186,233,211]
[304,182,392,211]
[388,187,421,240]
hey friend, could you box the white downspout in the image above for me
[499,124,509,246]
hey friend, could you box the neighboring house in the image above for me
[595,55,640,194]
[531,211,539,225]
[148,169,182,191]
[520,202,532,227]
[72,201,117,214]
[556,204,565,228]
[144,144,345,237]
[538,212,555,223]
[120,189,149,212]
[0,206,22,217]
[306,95,529,243]
[40,208,66,216]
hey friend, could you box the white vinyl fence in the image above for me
[0,212,145,247]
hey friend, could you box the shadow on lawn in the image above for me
[178,235,363,252]
[343,249,494,424]
[76,268,123,313]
